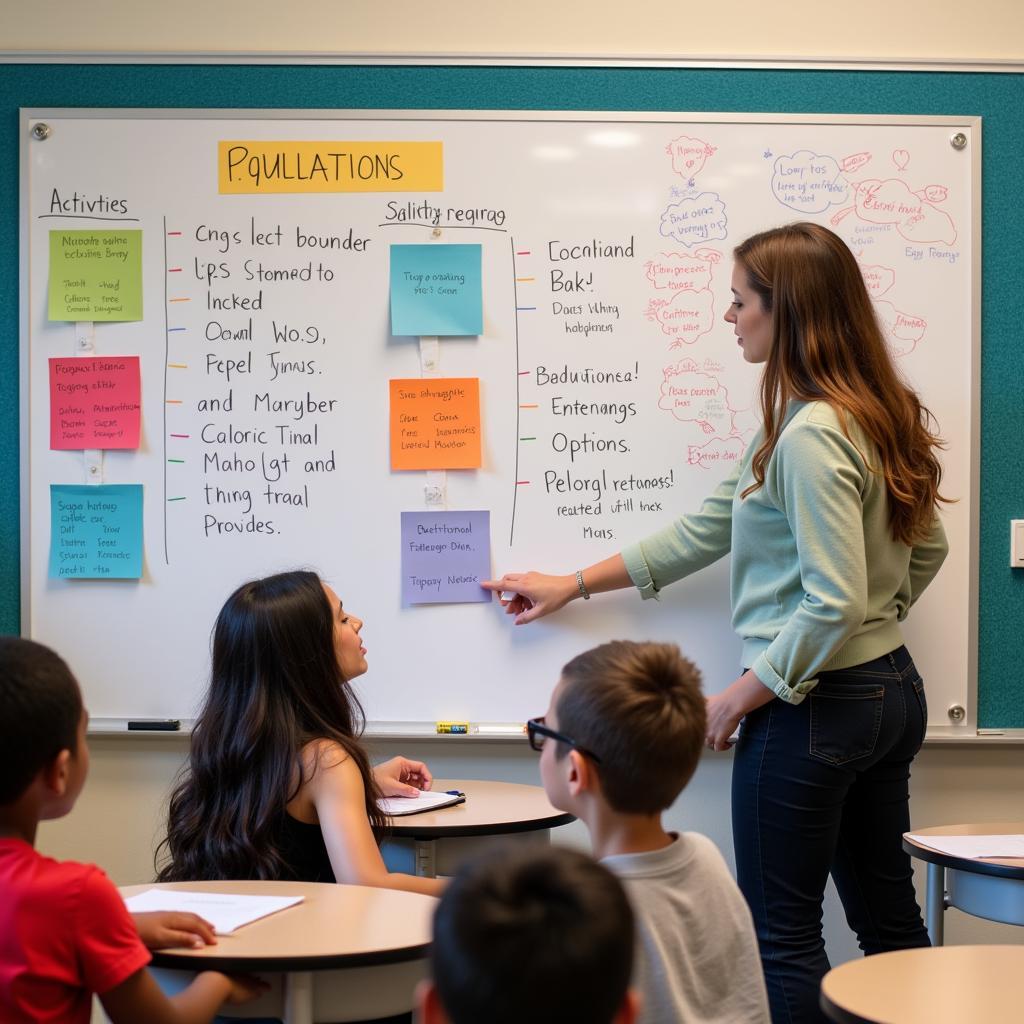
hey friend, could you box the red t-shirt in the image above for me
[0,838,150,1023]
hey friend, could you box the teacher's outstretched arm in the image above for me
[482,554,633,625]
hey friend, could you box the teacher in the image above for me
[484,221,949,1024]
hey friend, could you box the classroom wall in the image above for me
[0,0,1022,63]
[12,0,1024,972]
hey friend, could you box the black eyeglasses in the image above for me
[527,716,602,763]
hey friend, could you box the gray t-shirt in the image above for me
[603,832,770,1024]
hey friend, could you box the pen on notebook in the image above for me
[445,789,465,797]
[127,719,181,731]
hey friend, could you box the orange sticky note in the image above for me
[390,378,481,470]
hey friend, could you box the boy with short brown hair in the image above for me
[532,640,769,1024]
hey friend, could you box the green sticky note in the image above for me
[48,229,143,321]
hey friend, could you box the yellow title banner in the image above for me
[218,141,443,194]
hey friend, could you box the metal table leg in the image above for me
[925,862,946,946]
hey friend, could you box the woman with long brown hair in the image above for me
[484,222,949,1023]
[157,570,443,897]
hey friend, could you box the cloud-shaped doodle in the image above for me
[644,252,716,292]
[859,264,896,298]
[666,135,716,179]
[852,178,957,245]
[874,299,927,357]
[658,193,728,247]
[646,289,715,346]
[771,151,850,213]
[686,436,747,468]
[659,365,738,434]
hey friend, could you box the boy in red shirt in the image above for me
[0,636,265,1023]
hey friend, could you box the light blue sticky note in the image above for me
[49,484,144,579]
[390,244,483,337]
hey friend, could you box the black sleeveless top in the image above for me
[277,813,336,882]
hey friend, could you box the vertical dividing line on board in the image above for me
[162,215,169,565]
[509,237,522,547]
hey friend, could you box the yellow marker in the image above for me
[436,721,470,735]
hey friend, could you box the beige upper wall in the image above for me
[1,0,1022,63]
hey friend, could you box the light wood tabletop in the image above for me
[820,945,1024,1024]
[121,880,437,1021]
[384,778,575,839]
[120,880,435,971]
[903,822,1024,878]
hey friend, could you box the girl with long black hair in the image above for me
[158,570,443,897]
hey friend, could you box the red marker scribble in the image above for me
[850,178,957,245]
[665,135,717,179]
[841,152,872,173]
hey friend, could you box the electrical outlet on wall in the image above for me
[1011,520,1024,568]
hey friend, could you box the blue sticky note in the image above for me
[390,244,483,337]
[49,484,144,579]
[401,510,491,605]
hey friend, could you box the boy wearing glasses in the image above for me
[530,640,769,1024]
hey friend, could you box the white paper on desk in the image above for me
[378,790,465,816]
[124,889,303,934]
[906,834,1024,859]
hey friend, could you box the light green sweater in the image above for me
[621,401,949,703]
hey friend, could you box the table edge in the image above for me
[387,810,576,838]
[150,939,431,973]
[902,838,1024,879]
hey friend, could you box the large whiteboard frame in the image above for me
[20,108,981,739]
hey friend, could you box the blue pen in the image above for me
[445,789,465,797]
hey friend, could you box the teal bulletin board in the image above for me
[3,64,1022,730]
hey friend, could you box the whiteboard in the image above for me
[21,110,979,733]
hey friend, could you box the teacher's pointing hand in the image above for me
[481,572,577,624]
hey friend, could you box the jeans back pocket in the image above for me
[809,677,885,765]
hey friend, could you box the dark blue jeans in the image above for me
[732,646,930,1024]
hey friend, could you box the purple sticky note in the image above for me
[401,510,491,605]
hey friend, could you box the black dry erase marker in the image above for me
[127,719,181,731]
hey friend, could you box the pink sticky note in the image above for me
[49,356,142,450]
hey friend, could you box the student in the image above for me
[486,222,948,1023]
[0,636,264,1024]
[158,569,443,896]
[417,844,638,1024]
[529,639,769,1024]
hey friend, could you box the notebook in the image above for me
[378,790,466,816]
[124,889,303,934]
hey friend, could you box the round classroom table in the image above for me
[819,945,1024,1024]
[902,822,1024,945]
[382,778,575,877]
[120,880,436,1024]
